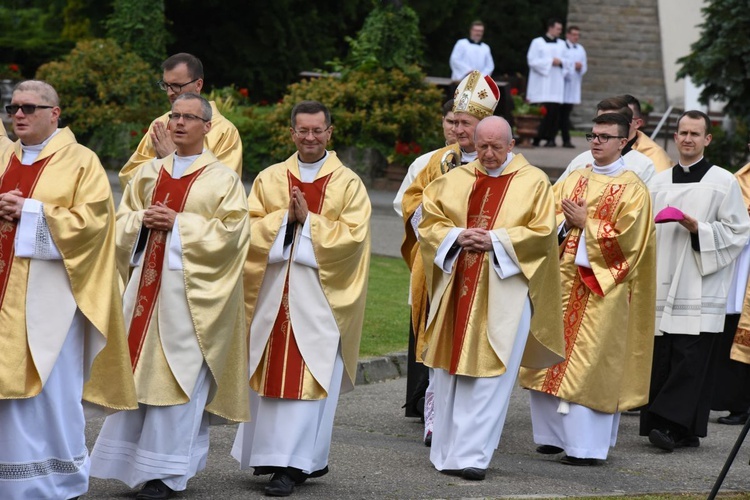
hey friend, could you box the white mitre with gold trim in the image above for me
[453,70,500,119]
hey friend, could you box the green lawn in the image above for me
[359,255,411,358]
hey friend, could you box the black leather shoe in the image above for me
[560,455,597,466]
[648,428,676,452]
[536,444,564,455]
[136,480,174,500]
[461,467,486,480]
[440,467,486,480]
[675,435,700,448]
[718,412,750,425]
[544,141,557,147]
[562,143,575,148]
[424,431,432,447]
[265,473,295,497]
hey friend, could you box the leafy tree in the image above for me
[107,0,168,67]
[678,0,750,168]
[345,2,424,71]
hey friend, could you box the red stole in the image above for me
[261,170,332,399]
[0,153,53,307]
[449,169,515,374]
[128,166,205,370]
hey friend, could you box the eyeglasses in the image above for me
[585,133,626,143]
[6,104,54,115]
[157,78,200,93]
[293,126,331,138]
[168,113,209,123]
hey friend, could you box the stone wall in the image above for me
[567,0,667,126]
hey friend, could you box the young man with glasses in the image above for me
[119,53,243,190]
[90,93,251,500]
[521,112,657,466]
[642,110,750,452]
[232,100,370,497]
[0,80,137,500]
[555,97,656,185]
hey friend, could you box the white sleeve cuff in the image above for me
[293,214,318,269]
[15,199,62,260]
[268,212,292,264]
[411,204,423,240]
[574,230,591,268]
[490,232,521,279]
[168,217,183,271]
[434,227,463,273]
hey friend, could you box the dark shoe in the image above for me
[536,444,564,455]
[424,431,432,447]
[440,467,486,480]
[675,435,700,448]
[136,480,174,500]
[718,411,750,425]
[648,428,675,452]
[544,141,557,147]
[461,467,486,480]
[265,473,295,497]
[560,455,597,466]
[562,142,575,148]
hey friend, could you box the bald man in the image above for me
[418,116,564,480]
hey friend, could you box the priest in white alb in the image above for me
[0,80,137,500]
[90,93,250,500]
[232,100,371,497]
[419,115,564,481]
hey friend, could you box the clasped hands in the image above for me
[457,228,492,252]
[288,187,309,224]
[0,189,24,221]
[562,197,586,230]
[143,202,177,231]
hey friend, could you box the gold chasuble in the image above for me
[419,156,565,378]
[0,128,137,411]
[117,151,250,422]
[245,152,371,400]
[119,101,243,189]
[400,142,461,361]
[731,162,750,363]
[520,168,656,413]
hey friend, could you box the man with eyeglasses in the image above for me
[119,53,243,190]
[641,110,750,452]
[89,92,250,500]
[232,100,370,497]
[521,112,656,466]
[0,80,137,500]
[418,115,565,480]
[555,97,656,185]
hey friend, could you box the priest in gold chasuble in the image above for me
[90,94,250,499]
[232,101,371,497]
[520,113,656,465]
[419,116,564,480]
[400,71,500,442]
[0,80,137,500]
[118,53,243,190]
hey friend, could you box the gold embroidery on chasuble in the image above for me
[251,170,332,400]
[127,166,205,382]
[432,169,516,376]
[542,178,628,395]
